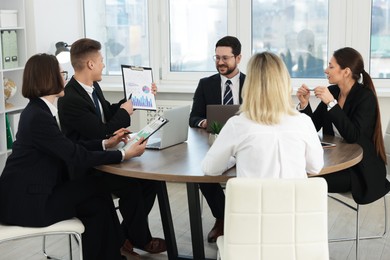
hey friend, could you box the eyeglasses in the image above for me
[60,71,68,81]
[213,55,235,62]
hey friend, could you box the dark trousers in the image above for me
[317,169,352,193]
[100,173,158,247]
[46,175,124,260]
[199,183,225,220]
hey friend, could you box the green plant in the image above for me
[210,121,224,135]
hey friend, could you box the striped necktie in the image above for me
[223,80,233,105]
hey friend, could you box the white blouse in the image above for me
[201,113,324,178]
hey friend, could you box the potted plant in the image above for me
[208,121,223,145]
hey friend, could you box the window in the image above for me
[169,0,228,72]
[370,0,390,78]
[83,0,390,90]
[252,0,328,78]
[84,0,149,75]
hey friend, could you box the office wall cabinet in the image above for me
[0,0,27,173]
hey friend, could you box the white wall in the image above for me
[25,0,390,133]
[25,0,84,73]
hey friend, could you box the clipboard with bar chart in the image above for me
[121,65,157,110]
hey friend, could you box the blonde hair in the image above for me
[240,52,297,124]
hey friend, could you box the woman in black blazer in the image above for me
[0,54,146,260]
[297,47,390,204]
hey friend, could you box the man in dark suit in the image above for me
[189,36,246,243]
[58,38,165,258]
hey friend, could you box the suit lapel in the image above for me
[211,74,222,104]
[238,72,245,104]
[93,82,110,119]
[69,77,96,111]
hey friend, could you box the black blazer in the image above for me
[302,83,390,204]
[189,72,246,127]
[58,77,131,141]
[0,98,122,226]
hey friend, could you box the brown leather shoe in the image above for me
[207,219,224,243]
[137,237,167,254]
[121,239,141,260]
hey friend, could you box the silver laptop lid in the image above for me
[148,105,190,149]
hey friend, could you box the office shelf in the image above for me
[0,0,27,173]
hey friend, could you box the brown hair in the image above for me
[333,47,386,163]
[22,54,64,99]
[70,38,101,71]
[216,36,242,56]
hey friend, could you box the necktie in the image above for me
[223,80,233,105]
[92,89,102,120]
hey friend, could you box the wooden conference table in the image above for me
[96,128,363,260]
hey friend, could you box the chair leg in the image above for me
[68,234,73,260]
[74,233,83,260]
[42,234,80,260]
[329,195,387,242]
[42,235,61,260]
[356,204,359,260]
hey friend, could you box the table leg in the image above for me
[157,181,179,260]
[186,182,210,260]
[157,181,215,260]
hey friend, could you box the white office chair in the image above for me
[216,178,329,260]
[328,119,390,260]
[0,218,84,260]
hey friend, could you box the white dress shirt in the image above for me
[202,112,324,178]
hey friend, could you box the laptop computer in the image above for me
[206,104,240,132]
[146,105,191,149]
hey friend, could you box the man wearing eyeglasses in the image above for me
[189,36,246,243]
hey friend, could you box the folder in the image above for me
[5,113,13,149]
[1,30,18,69]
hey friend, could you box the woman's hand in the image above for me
[312,86,334,105]
[296,84,311,109]
[124,137,147,160]
[104,128,131,149]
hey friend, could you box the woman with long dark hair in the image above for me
[297,47,390,204]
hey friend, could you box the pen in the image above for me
[128,93,133,100]
[309,88,315,91]
[106,132,131,138]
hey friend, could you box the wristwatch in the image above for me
[327,99,338,110]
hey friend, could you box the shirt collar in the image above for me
[220,71,240,85]
[39,97,58,117]
[77,80,94,95]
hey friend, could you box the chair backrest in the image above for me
[385,119,390,177]
[223,178,329,260]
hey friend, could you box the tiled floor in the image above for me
[1,182,390,260]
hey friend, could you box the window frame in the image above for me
[89,0,390,93]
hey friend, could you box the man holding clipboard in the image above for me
[58,38,165,258]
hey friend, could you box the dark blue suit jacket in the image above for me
[0,98,122,226]
[189,72,246,127]
[302,83,390,204]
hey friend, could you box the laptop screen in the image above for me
[206,105,240,132]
